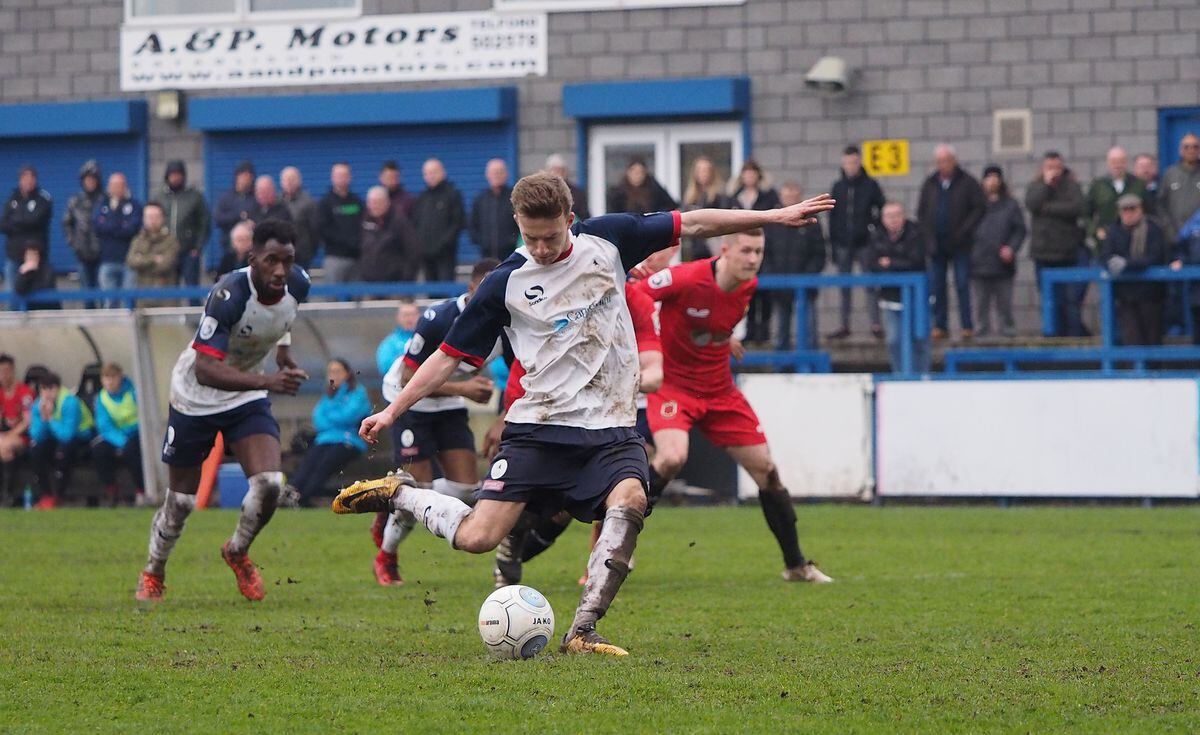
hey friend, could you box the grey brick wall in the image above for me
[0,0,1197,334]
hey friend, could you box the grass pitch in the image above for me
[1,505,1197,733]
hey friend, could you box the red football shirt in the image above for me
[0,381,34,433]
[632,257,755,398]
[504,282,660,410]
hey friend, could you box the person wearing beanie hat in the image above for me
[971,164,1026,337]
[1,164,53,298]
[212,160,257,268]
[63,160,105,305]
[150,159,210,289]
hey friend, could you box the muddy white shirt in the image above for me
[169,266,310,416]
[440,211,680,430]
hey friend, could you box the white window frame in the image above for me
[123,0,362,27]
[495,0,742,11]
[587,121,744,217]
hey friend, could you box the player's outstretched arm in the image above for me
[360,349,462,443]
[679,193,835,239]
[194,352,307,395]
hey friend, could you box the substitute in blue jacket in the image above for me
[29,372,94,508]
[375,301,420,377]
[92,363,144,506]
[285,358,372,505]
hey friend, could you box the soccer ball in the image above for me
[477,585,555,660]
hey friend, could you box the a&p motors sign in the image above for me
[120,11,548,91]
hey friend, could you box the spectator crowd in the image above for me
[4,135,1200,366]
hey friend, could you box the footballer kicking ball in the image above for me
[478,585,555,660]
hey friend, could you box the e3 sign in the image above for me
[862,139,910,177]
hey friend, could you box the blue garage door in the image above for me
[0,101,147,275]
[1160,107,1200,169]
[203,121,514,271]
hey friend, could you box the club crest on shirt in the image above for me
[198,316,218,340]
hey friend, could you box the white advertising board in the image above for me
[876,379,1200,498]
[737,374,874,500]
[121,11,547,91]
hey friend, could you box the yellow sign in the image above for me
[862,139,910,177]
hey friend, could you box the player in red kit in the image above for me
[635,228,833,583]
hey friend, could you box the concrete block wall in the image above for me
[1,0,1197,334]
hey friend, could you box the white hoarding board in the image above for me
[876,379,1200,498]
[121,11,547,91]
[737,374,874,500]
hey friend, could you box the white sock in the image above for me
[145,490,196,576]
[381,510,416,554]
[432,478,479,503]
[227,471,283,556]
[390,485,471,549]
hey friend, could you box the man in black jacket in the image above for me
[64,160,105,304]
[869,201,930,373]
[771,181,827,350]
[469,159,519,260]
[212,160,256,269]
[317,162,364,283]
[827,146,885,340]
[2,165,53,296]
[251,176,292,224]
[151,160,210,288]
[1103,195,1169,346]
[412,158,464,282]
[917,144,985,340]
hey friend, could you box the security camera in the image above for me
[804,56,853,96]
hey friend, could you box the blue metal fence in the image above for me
[5,272,934,373]
[1038,264,1200,344]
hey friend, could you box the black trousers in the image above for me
[29,436,88,499]
[421,253,457,283]
[292,443,361,503]
[92,439,145,491]
[1116,299,1163,346]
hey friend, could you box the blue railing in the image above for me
[5,272,934,373]
[755,272,930,374]
[1038,265,1200,344]
[8,281,467,309]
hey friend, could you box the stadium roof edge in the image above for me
[0,100,148,138]
[562,76,749,120]
[189,86,518,132]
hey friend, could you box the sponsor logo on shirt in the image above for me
[524,285,546,305]
[551,292,613,333]
[648,270,672,289]
[685,307,711,318]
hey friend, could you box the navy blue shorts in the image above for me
[479,423,649,523]
[391,408,475,464]
[161,398,280,467]
[635,407,654,447]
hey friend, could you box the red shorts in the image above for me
[647,383,766,447]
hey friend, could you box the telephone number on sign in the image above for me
[472,33,540,50]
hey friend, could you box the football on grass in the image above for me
[478,585,555,660]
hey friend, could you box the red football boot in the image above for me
[220,542,265,601]
[373,550,403,586]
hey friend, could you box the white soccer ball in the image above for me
[477,584,555,660]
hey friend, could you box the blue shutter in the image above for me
[202,121,515,270]
[0,134,147,274]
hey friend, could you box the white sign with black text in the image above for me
[120,11,547,91]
